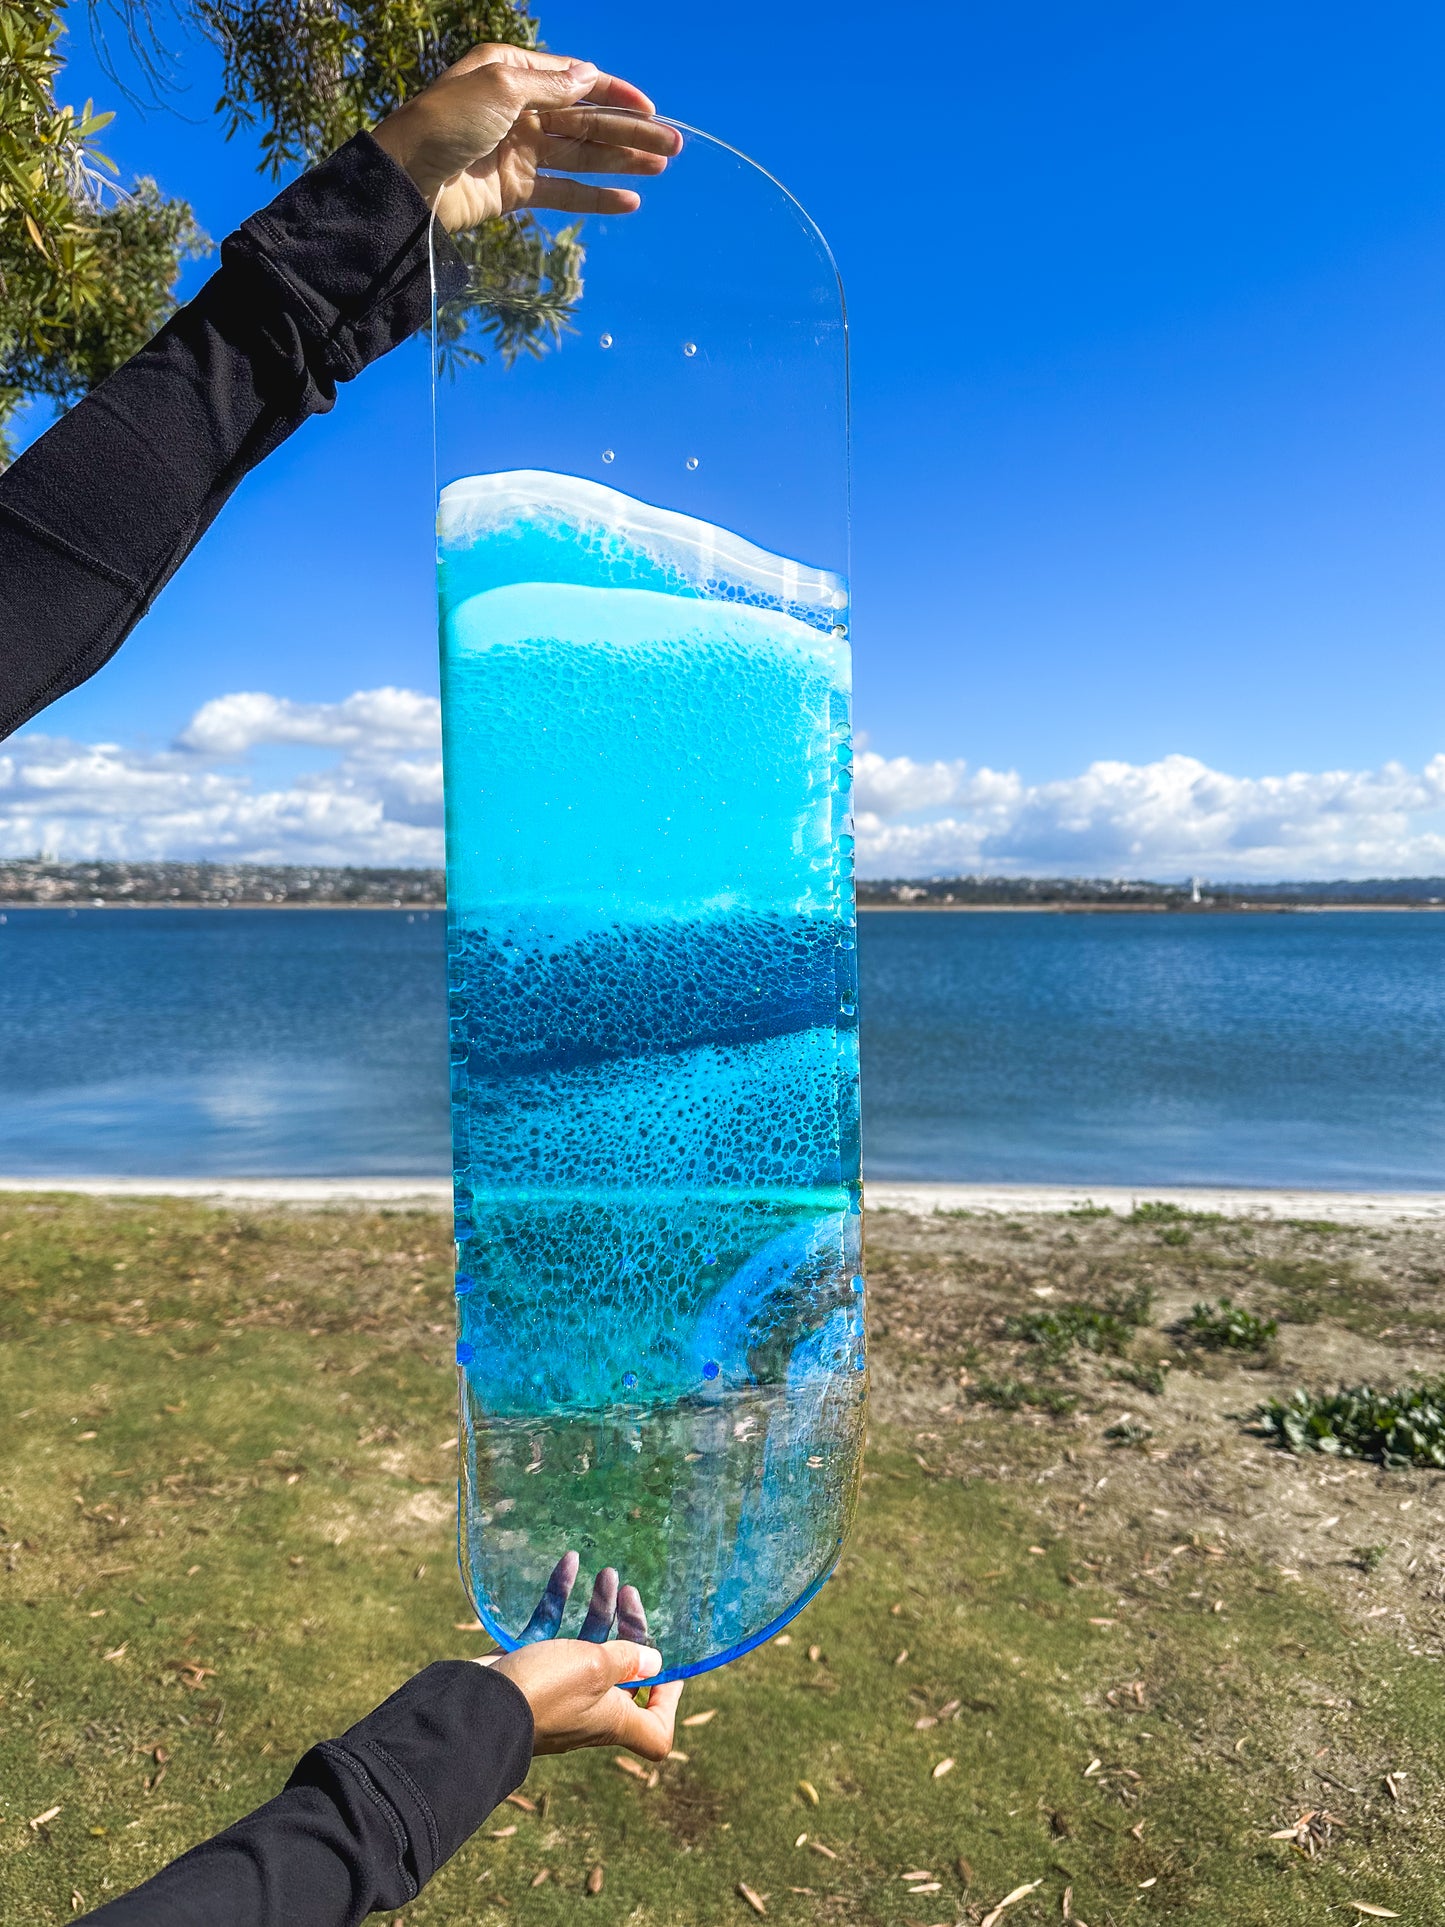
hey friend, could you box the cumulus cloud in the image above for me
[0,687,444,866]
[853,748,1445,879]
[4,687,1444,878]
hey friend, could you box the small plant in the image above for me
[971,1377,1077,1417]
[1257,1380,1445,1467]
[1353,1544,1387,1574]
[1185,1297,1278,1353]
[1104,1416,1154,1448]
[1067,1202,1114,1221]
[1114,1358,1171,1397]
[1129,1201,1221,1227]
[1005,1285,1154,1363]
[1157,1224,1193,1247]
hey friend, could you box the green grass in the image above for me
[1128,1202,1224,1227]
[3,1197,1445,1923]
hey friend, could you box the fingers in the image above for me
[581,72,657,116]
[538,107,680,158]
[535,138,671,180]
[446,44,656,119]
[517,1550,579,1644]
[525,178,644,215]
[578,1566,620,1641]
[610,1675,684,1760]
[615,1582,649,1645]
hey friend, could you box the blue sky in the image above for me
[10,0,1445,876]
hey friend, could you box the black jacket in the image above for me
[0,131,463,742]
[4,136,536,1922]
[81,1663,535,1924]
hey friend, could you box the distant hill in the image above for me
[0,860,445,907]
[857,875,1445,909]
[2,860,1442,911]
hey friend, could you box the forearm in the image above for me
[79,1661,534,1927]
[0,132,462,743]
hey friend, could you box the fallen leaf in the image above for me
[1139,1877,1157,1889]
[794,1832,808,1848]
[586,1865,604,1896]
[102,1644,128,1664]
[737,1882,767,1917]
[667,1748,689,1762]
[894,1649,910,1666]
[1083,1759,1102,1778]
[487,1825,518,1839]
[773,1634,792,1647]
[505,1792,537,1812]
[682,1708,718,1727]
[1349,1908,1399,1920]
[1384,1772,1402,1802]
[1087,1618,1117,1628]
[981,1880,1043,1927]
[957,1856,975,1884]
[908,1883,942,1894]
[900,1871,934,1882]
[808,1841,838,1861]
[914,1716,939,1730]
[614,1756,649,1780]
[530,1870,550,1888]
[932,1757,956,1780]
[938,1698,962,1719]
[29,1806,62,1830]
[808,1645,823,1663]
[453,1619,485,1632]
[798,1779,820,1806]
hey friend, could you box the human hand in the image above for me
[476,1553,684,1759]
[372,43,680,232]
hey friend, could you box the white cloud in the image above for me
[176,687,440,757]
[853,748,1445,878]
[4,689,1445,878]
[0,688,444,866]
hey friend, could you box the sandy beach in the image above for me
[4,1173,1444,1226]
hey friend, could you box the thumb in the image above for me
[599,1640,663,1689]
[510,57,598,108]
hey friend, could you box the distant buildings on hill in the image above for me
[0,860,445,906]
[0,860,1441,910]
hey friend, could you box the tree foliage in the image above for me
[1,0,581,470]
[0,0,203,464]
[196,0,537,175]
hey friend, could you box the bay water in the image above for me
[0,905,1442,1189]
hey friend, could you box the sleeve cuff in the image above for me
[305,1660,535,1888]
[221,130,467,383]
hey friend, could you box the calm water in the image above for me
[0,907,1442,1189]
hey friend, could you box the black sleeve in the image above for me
[80,1660,535,1926]
[0,131,465,743]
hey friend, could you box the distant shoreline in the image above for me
[0,900,438,912]
[856,900,1445,914]
[4,899,1445,915]
[3,1175,1442,1223]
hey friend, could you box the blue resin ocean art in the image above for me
[438,471,864,1677]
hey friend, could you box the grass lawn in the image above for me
[3,1194,1445,1923]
